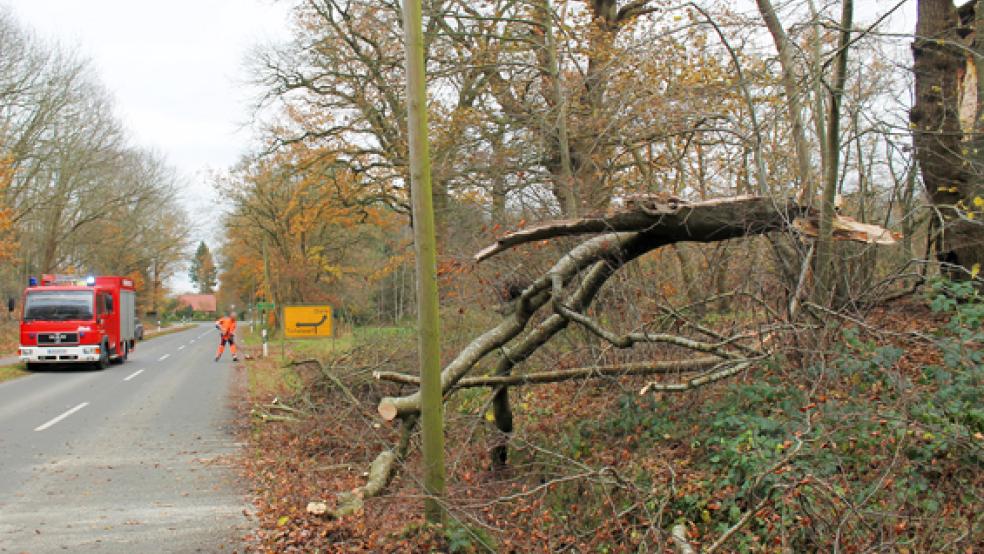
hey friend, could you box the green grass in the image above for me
[353,325,414,338]
[239,325,412,357]
[240,324,413,398]
[0,363,27,383]
[248,359,301,399]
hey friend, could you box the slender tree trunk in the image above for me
[854,111,877,292]
[402,0,446,524]
[756,0,816,201]
[152,259,160,315]
[973,1,984,180]
[262,236,280,328]
[815,0,853,305]
[538,0,577,215]
[713,244,733,313]
[491,178,508,225]
[901,164,918,260]
[806,1,829,169]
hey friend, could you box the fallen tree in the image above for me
[377,194,893,421]
[336,194,896,510]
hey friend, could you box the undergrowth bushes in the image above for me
[553,277,983,551]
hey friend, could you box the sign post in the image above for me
[255,301,275,358]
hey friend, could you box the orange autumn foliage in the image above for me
[219,141,411,317]
[0,153,17,262]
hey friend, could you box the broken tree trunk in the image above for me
[489,259,616,467]
[475,195,807,262]
[379,195,896,422]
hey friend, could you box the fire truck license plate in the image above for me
[45,348,66,355]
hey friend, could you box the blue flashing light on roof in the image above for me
[85,276,96,286]
[28,276,37,287]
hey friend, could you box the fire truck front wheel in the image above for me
[95,343,110,370]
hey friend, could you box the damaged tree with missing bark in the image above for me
[911,0,984,276]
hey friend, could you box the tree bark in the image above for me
[912,0,984,276]
[539,0,577,216]
[402,0,445,524]
[815,0,853,304]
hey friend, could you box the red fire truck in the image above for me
[18,275,136,370]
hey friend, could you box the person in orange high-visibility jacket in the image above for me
[215,312,238,362]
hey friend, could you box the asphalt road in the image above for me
[0,323,250,553]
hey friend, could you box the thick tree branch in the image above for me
[478,195,898,263]
[374,357,726,388]
[476,195,805,262]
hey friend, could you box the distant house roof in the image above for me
[177,294,217,312]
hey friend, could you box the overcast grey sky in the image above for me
[1,0,293,292]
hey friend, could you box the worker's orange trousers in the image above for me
[216,335,237,358]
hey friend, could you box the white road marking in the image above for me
[123,369,145,381]
[35,402,89,432]
[190,339,196,344]
[158,354,170,361]
[178,345,185,350]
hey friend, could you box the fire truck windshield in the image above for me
[24,290,94,321]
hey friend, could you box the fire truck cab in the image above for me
[19,275,136,370]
